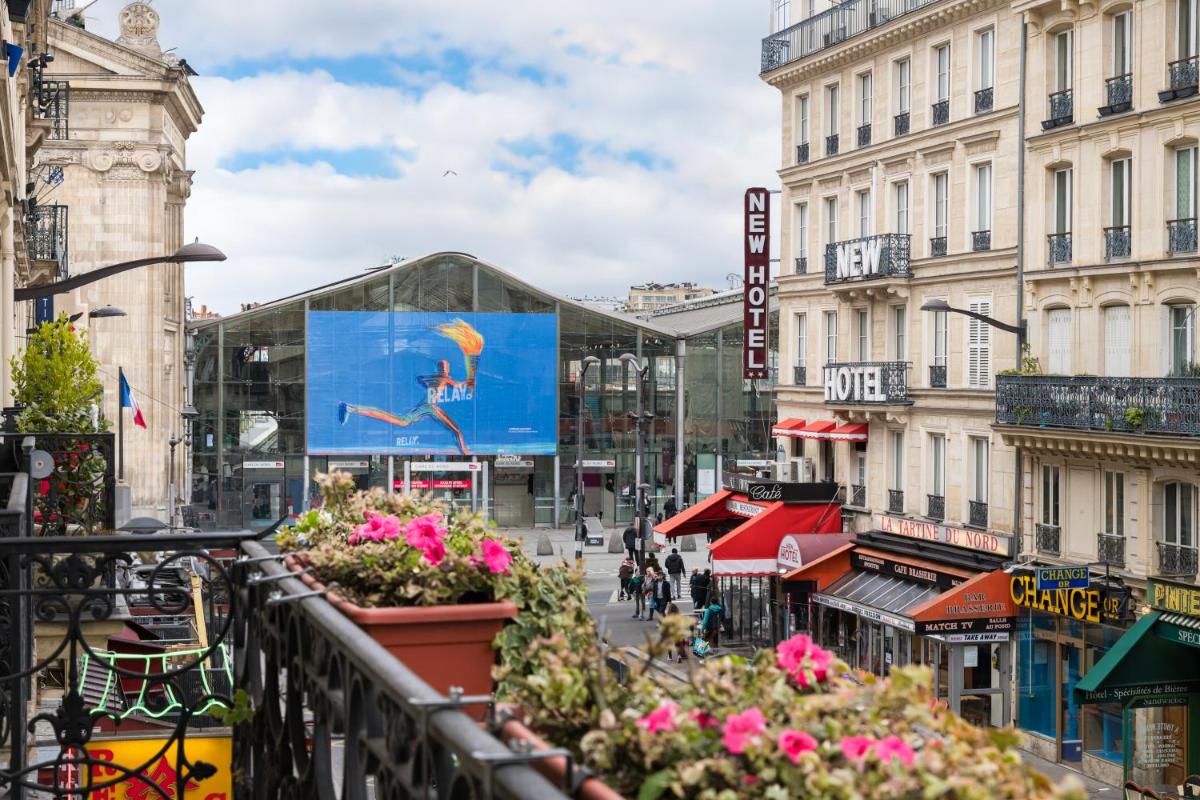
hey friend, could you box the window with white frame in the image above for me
[1112,12,1132,78]
[1048,308,1072,374]
[826,84,840,136]
[1180,0,1198,59]
[825,196,838,245]
[1163,481,1196,548]
[796,95,810,145]
[892,305,906,360]
[795,312,807,370]
[855,446,867,491]
[1054,168,1073,234]
[933,309,948,368]
[967,297,992,388]
[1169,303,1196,375]
[896,57,911,114]
[970,436,988,503]
[1054,30,1073,92]
[1104,470,1125,537]
[855,309,869,360]
[1042,465,1061,527]
[928,433,946,497]
[975,163,992,233]
[859,72,873,126]
[824,310,838,362]
[894,181,909,234]
[856,189,871,236]
[890,430,904,491]
[933,173,949,240]
[772,0,791,32]
[976,28,994,91]
[1111,158,1131,228]
[1103,305,1131,376]
[1175,146,1197,222]
[935,44,951,102]
[793,203,808,268]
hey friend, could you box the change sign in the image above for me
[1037,566,1090,591]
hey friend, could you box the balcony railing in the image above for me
[857,123,872,147]
[1097,532,1126,569]
[823,361,911,405]
[926,493,945,521]
[761,0,945,73]
[26,203,69,278]
[887,489,904,514]
[849,483,866,507]
[929,364,947,388]
[995,374,1200,437]
[826,133,839,156]
[968,500,988,529]
[894,111,910,136]
[795,256,808,274]
[797,142,810,164]
[1157,541,1199,577]
[1104,225,1131,259]
[1043,89,1073,129]
[1160,56,1200,102]
[31,71,69,140]
[794,365,807,385]
[824,233,912,284]
[929,236,947,257]
[974,87,993,114]
[1047,232,1072,265]
[1168,218,1198,254]
[1036,523,1062,555]
[931,99,949,126]
[1102,73,1133,114]
[972,230,991,252]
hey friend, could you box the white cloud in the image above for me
[85,1,781,313]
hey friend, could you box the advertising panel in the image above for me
[307,311,557,455]
[86,736,232,799]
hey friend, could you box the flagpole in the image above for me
[118,366,124,482]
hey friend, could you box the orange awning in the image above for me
[772,417,808,436]
[827,423,868,442]
[652,489,735,540]
[908,569,1016,634]
[792,420,838,439]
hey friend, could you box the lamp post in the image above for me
[919,298,1026,362]
[167,435,180,530]
[14,240,226,302]
[619,353,653,566]
[574,356,601,562]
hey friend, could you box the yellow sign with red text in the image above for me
[85,737,231,800]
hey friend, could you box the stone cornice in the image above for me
[995,425,1200,468]
[1026,95,1200,149]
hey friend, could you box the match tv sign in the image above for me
[743,188,771,380]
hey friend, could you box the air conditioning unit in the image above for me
[774,461,792,481]
[792,457,815,483]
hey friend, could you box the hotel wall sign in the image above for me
[743,188,770,380]
[777,535,804,570]
[874,513,1015,557]
[824,364,886,403]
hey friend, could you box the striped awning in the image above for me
[1161,612,1200,629]
[792,420,838,440]
[827,423,868,442]
[772,418,808,437]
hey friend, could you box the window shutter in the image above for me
[1103,305,1131,376]
[1048,309,1071,374]
[967,299,992,388]
[1162,304,1174,376]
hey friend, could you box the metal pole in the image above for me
[635,368,647,567]
[118,366,124,481]
[574,368,586,562]
[167,438,177,528]
[674,338,686,510]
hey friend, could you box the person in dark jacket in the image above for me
[622,525,638,564]
[664,548,685,598]
[617,557,634,601]
[629,569,646,619]
[695,569,712,608]
[663,497,678,518]
[701,595,723,649]
[688,569,702,605]
[650,571,672,621]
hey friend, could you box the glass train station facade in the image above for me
[188,252,778,530]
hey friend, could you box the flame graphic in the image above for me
[433,319,484,356]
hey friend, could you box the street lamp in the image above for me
[574,355,601,562]
[167,435,181,530]
[919,298,1026,359]
[618,352,653,566]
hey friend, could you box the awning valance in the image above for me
[708,504,845,576]
[653,489,735,540]
[828,423,868,442]
[1075,611,1200,704]
[792,420,838,440]
[772,417,808,437]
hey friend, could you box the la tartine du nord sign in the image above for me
[743,188,770,380]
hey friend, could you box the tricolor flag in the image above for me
[120,372,147,429]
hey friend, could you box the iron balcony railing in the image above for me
[1036,523,1061,555]
[795,255,808,274]
[823,361,912,405]
[824,233,912,284]
[969,500,988,529]
[1162,55,1200,102]
[796,142,810,164]
[1157,541,1199,577]
[1104,73,1133,113]
[850,483,866,507]
[894,111,910,136]
[1104,225,1131,259]
[995,374,1200,437]
[761,0,944,73]
[1043,89,1073,129]
[794,365,807,385]
[26,204,69,278]
[1097,532,1126,569]
[931,99,949,126]
[31,71,69,141]
[926,494,945,521]
[929,364,947,388]
[930,235,947,257]
[1047,232,1072,265]
[857,123,872,147]
[1168,218,1198,254]
[826,133,839,156]
[974,87,993,114]
[887,489,904,514]
[972,230,991,252]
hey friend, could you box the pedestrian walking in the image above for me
[644,569,661,621]
[651,569,672,622]
[688,568,701,605]
[629,568,645,619]
[644,552,661,575]
[664,547,685,599]
[617,557,634,601]
[622,524,638,564]
[664,603,689,663]
[664,496,678,518]
[696,568,712,607]
[701,594,724,650]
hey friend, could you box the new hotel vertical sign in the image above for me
[744,188,770,379]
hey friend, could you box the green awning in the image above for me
[1075,611,1200,704]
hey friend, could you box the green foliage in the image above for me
[10,315,108,433]
[1123,406,1145,429]
[207,689,253,725]
[998,344,1042,377]
[1172,361,1200,378]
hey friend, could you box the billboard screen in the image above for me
[307,311,558,455]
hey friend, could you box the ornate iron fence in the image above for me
[31,73,69,141]
[26,204,69,278]
[929,236,947,257]
[1097,533,1126,569]
[968,500,988,529]
[1044,89,1073,128]
[1036,523,1061,556]
[926,494,944,521]
[1104,74,1133,112]
[824,233,912,284]
[994,374,1200,437]
[794,256,808,275]
[929,364,947,388]
[894,112,910,136]
[850,484,866,507]
[796,142,809,164]
[857,123,871,147]
[794,365,807,385]
[1168,218,1198,254]
[823,361,911,405]
[1157,542,1198,577]
[974,87,993,114]
[887,489,903,514]
[761,0,943,72]
[931,99,949,126]
[1104,225,1131,259]
[1167,56,1199,94]
[826,133,839,156]
[972,230,991,252]
[1047,232,1072,265]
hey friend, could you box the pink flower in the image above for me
[636,701,680,734]
[840,735,875,762]
[349,512,402,544]
[775,633,834,688]
[420,538,447,566]
[480,538,513,574]
[403,513,447,550]
[688,709,721,730]
[778,729,818,764]
[874,735,916,766]
[722,707,766,755]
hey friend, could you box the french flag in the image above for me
[120,372,147,429]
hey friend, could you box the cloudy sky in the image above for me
[87,2,781,314]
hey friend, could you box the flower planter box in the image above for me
[497,707,625,800]
[286,556,516,717]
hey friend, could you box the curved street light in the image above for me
[919,297,1026,355]
[574,356,601,562]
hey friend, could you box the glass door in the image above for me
[1060,643,1083,765]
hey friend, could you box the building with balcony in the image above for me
[624,281,718,313]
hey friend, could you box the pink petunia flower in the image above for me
[874,735,916,767]
[480,538,513,574]
[688,709,721,730]
[778,729,818,764]
[636,701,680,734]
[775,633,834,688]
[420,537,447,566]
[349,511,403,544]
[403,513,447,550]
[722,707,767,755]
[840,735,875,762]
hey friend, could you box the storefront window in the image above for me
[1018,617,1057,739]
[1130,702,1189,791]
[1084,623,1126,763]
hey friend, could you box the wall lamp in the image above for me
[16,240,226,302]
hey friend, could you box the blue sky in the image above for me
[85,1,778,312]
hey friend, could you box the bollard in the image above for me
[608,531,624,553]
[680,535,697,552]
[536,532,555,556]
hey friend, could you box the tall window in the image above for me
[975,163,992,233]
[894,181,909,234]
[1042,465,1061,527]
[976,29,995,90]
[826,84,840,136]
[933,173,949,240]
[1169,303,1196,375]
[1180,0,1198,59]
[856,190,871,236]
[971,437,988,503]
[890,431,904,491]
[1176,147,1197,221]
[1112,12,1132,77]
[928,434,946,497]
[1104,471,1125,537]
[794,203,808,267]
[1054,168,1072,233]
[933,310,948,368]
[859,72,873,125]
[967,297,992,388]
[772,0,791,32]
[891,305,907,360]
[1163,481,1196,548]
[1111,158,1131,227]
[1054,30,1073,92]
[825,196,838,244]
[1048,308,1072,374]
[855,309,869,360]
[824,310,838,362]
[855,445,867,490]
[796,313,808,368]
[796,95,810,145]
[1103,305,1131,376]
[935,44,951,102]
[896,58,911,114]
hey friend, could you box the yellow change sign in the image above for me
[86,736,231,800]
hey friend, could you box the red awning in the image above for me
[771,417,808,436]
[708,501,845,576]
[792,420,838,440]
[653,489,735,540]
[828,423,868,442]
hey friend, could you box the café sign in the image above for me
[874,513,1014,557]
[851,551,963,590]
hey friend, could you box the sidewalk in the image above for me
[1018,750,1120,797]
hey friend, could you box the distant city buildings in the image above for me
[625,281,717,312]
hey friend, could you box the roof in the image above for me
[638,284,779,337]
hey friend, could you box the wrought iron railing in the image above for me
[931,99,949,126]
[26,204,69,277]
[824,233,912,284]
[857,123,872,147]
[1044,89,1073,128]
[1104,73,1133,112]
[826,133,839,156]
[850,484,866,507]
[926,494,944,521]
[995,374,1200,437]
[1167,56,1200,94]
[795,256,808,274]
[968,500,988,529]
[1097,532,1126,569]
[796,142,809,164]
[31,72,68,141]
[929,364,947,388]
[1168,218,1198,254]
[972,230,991,252]
[894,111,910,136]
[1036,523,1061,555]
[823,361,911,404]
[794,365,807,385]
[1104,225,1131,259]
[887,489,903,514]
[974,87,993,114]
[761,0,944,72]
[1157,541,1198,577]
[1047,232,1072,265]
[930,236,947,257]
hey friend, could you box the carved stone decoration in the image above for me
[83,141,167,180]
[116,2,161,55]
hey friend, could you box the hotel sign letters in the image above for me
[824,364,886,403]
[1010,574,1130,624]
[874,513,1015,557]
[743,188,770,380]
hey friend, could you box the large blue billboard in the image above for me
[306,311,558,456]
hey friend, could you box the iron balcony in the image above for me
[1097,532,1126,569]
[926,493,945,521]
[968,500,988,529]
[894,112,910,136]
[26,204,69,279]
[1043,89,1073,129]
[823,361,911,405]
[1036,523,1061,555]
[974,87,993,114]
[1157,541,1198,577]
[1101,73,1133,116]
[887,489,904,514]
[1104,225,1131,260]
[823,233,911,285]
[1160,56,1200,102]
[995,374,1200,437]
[1168,218,1198,254]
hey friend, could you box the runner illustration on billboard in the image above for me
[337,319,483,455]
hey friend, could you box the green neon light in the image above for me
[77,645,233,720]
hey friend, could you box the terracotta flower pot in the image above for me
[496,707,626,800]
[285,557,516,716]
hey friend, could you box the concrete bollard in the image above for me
[608,531,624,553]
[536,532,555,556]
[680,535,697,552]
